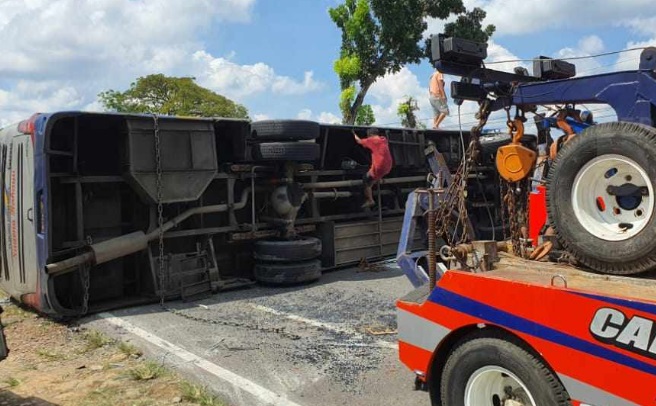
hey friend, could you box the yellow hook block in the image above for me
[496,119,537,182]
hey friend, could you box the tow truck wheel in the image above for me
[547,122,656,274]
[439,337,570,406]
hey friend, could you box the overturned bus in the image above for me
[0,112,512,317]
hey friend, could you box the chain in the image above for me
[504,183,522,256]
[162,306,302,340]
[147,115,298,340]
[79,260,90,315]
[434,100,490,248]
[501,105,531,257]
[153,114,166,306]
[506,179,531,258]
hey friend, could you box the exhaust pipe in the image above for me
[46,188,252,276]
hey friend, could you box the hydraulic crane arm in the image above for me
[505,70,656,125]
[432,34,656,127]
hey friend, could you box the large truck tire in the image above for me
[547,122,656,275]
[254,260,322,285]
[252,142,320,162]
[254,237,322,262]
[251,120,320,141]
[438,335,570,406]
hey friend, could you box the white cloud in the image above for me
[554,35,606,76]
[253,113,271,121]
[294,109,341,124]
[192,52,324,99]
[485,40,528,73]
[622,16,656,38]
[0,0,255,79]
[272,72,324,95]
[470,0,655,36]
[0,80,84,124]
[425,0,656,37]
[317,112,341,124]
[297,109,313,120]
[0,0,322,123]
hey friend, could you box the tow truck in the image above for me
[396,35,656,406]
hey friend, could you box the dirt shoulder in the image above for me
[0,300,227,406]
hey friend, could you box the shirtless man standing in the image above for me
[429,70,450,129]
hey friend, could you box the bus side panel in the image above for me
[3,135,38,297]
[21,134,38,305]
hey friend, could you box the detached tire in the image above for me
[254,237,322,262]
[254,260,322,285]
[253,142,320,162]
[439,336,570,406]
[251,120,320,141]
[547,122,656,275]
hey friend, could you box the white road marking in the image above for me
[248,304,398,350]
[98,312,304,406]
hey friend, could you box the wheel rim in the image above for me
[571,154,654,241]
[465,366,536,406]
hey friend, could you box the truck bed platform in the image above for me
[488,253,656,303]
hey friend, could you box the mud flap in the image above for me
[0,306,8,361]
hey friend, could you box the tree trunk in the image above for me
[345,81,373,125]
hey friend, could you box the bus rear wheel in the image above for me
[439,336,570,406]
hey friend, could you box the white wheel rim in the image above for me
[465,366,537,406]
[571,154,654,241]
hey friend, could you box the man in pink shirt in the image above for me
[353,128,393,208]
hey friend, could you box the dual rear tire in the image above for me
[250,120,320,162]
[253,236,322,285]
[249,121,323,283]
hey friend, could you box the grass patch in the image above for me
[118,341,142,358]
[4,377,20,387]
[84,330,113,351]
[128,361,166,381]
[1,304,32,326]
[80,386,121,406]
[36,348,67,361]
[180,381,226,406]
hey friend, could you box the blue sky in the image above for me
[0,0,655,130]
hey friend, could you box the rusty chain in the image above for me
[150,115,300,340]
[153,114,167,306]
[79,260,90,315]
[434,100,491,252]
[162,305,302,340]
[501,106,531,258]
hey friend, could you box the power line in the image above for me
[485,47,647,65]
[377,54,639,128]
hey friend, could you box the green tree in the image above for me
[99,74,249,119]
[329,0,495,125]
[397,96,425,129]
[355,104,376,125]
[444,7,495,44]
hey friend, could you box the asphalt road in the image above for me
[86,263,431,406]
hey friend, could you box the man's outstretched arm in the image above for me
[353,130,363,145]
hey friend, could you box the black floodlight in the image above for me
[533,56,576,80]
[431,34,487,66]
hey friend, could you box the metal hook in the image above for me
[551,274,568,288]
